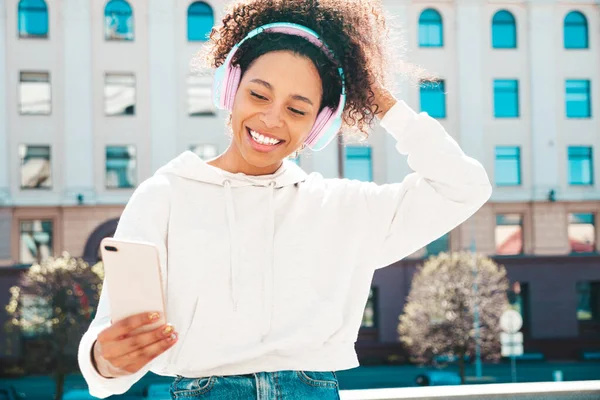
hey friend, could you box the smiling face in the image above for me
[225,51,323,174]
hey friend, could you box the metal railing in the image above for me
[339,380,600,400]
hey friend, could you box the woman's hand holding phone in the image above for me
[92,311,178,378]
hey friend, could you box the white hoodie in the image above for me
[78,100,492,398]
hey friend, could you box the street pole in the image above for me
[511,353,517,383]
[471,219,483,379]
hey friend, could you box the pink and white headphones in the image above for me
[212,22,347,151]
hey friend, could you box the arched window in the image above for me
[18,0,48,38]
[188,2,214,42]
[492,10,517,49]
[418,9,443,48]
[105,0,134,41]
[564,11,588,49]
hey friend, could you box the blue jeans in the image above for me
[169,370,340,399]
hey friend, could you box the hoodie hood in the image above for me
[154,150,308,340]
[155,150,307,188]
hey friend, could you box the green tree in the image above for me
[398,252,509,383]
[4,253,103,400]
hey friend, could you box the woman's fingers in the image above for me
[101,323,177,360]
[98,311,162,342]
[110,329,179,373]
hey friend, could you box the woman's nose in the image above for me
[259,106,284,129]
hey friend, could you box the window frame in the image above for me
[564,11,588,50]
[494,146,522,187]
[105,145,137,189]
[565,79,591,119]
[19,144,52,190]
[18,0,49,39]
[104,72,137,117]
[568,146,594,186]
[419,80,447,119]
[493,79,520,118]
[495,213,524,255]
[343,145,373,182]
[491,10,517,49]
[187,1,214,42]
[18,71,52,116]
[104,0,135,42]
[418,8,444,48]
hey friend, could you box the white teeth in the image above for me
[249,129,281,146]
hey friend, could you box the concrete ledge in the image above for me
[339,380,600,400]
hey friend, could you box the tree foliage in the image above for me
[4,252,103,399]
[398,252,510,381]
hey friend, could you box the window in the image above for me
[187,2,214,42]
[568,146,594,186]
[566,80,591,118]
[568,213,596,253]
[344,146,372,182]
[104,73,135,116]
[361,287,378,328]
[577,282,600,321]
[495,146,521,186]
[106,146,136,189]
[420,80,446,118]
[188,72,215,116]
[19,219,53,264]
[18,0,48,38]
[104,0,134,41]
[492,10,516,49]
[564,11,588,49]
[418,9,443,47]
[508,282,530,335]
[190,144,218,161]
[425,233,449,256]
[19,145,51,189]
[494,79,519,118]
[19,72,51,115]
[496,214,523,255]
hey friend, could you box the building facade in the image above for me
[1,0,599,364]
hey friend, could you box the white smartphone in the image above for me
[100,238,167,335]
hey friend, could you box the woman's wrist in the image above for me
[373,88,397,120]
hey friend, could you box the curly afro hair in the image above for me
[201,0,398,137]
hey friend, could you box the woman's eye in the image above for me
[250,91,268,101]
[289,108,306,116]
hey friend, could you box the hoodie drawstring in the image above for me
[262,181,276,340]
[222,179,277,341]
[223,180,239,311]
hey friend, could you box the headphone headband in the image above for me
[213,22,347,151]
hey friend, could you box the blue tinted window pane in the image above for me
[106,146,136,188]
[426,233,449,256]
[418,9,443,47]
[420,80,446,118]
[104,0,134,41]
[564,11,588,49]
[568,146,594,185]
[495,146,521,186]
[492,10,516,49]
[188,2,214,42]
[494,79,519,118]
[344,146,372,182]
[566,80,591,118]
[18,0,48,38]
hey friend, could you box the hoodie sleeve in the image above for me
[77,176,171,398]
[367,100,492,269]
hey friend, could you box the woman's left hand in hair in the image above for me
[371,84,397,120]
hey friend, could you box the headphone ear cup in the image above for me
[212,65,227,110]
[225,65,242,111]
[305,107,334,148]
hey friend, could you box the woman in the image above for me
[78,0,492,398]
